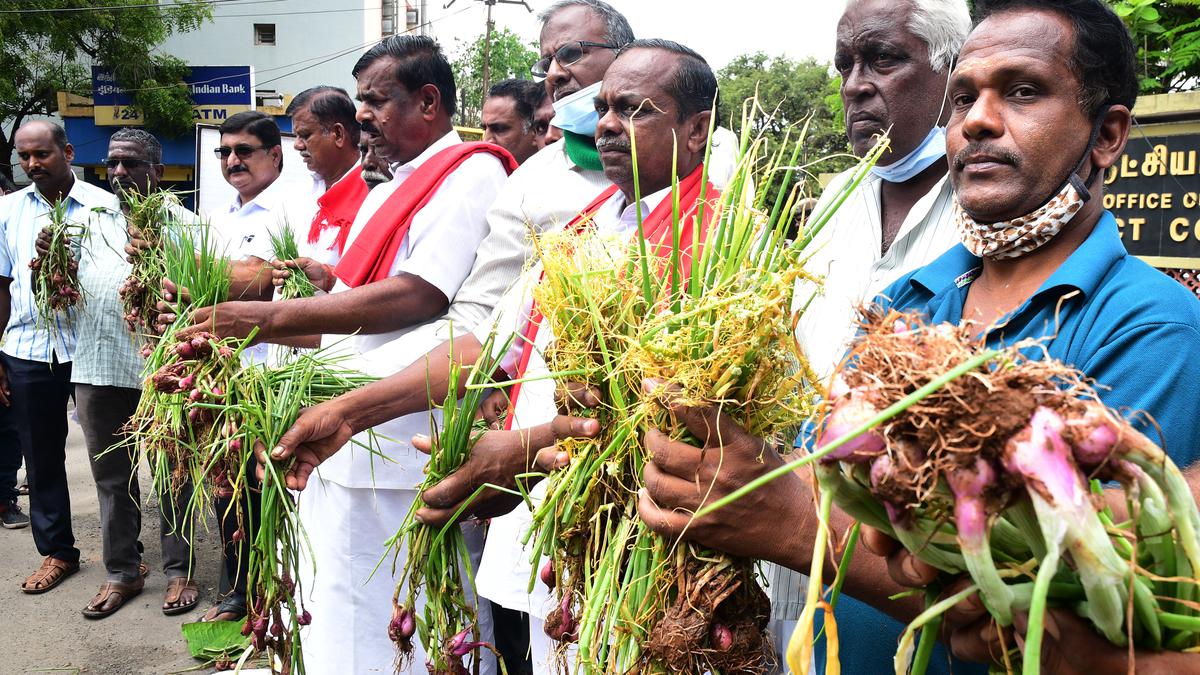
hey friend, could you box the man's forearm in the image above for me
[265,274,449,340]
[335,333,483,433]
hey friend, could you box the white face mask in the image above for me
[955,180,1085,260]
[550,81,603,137]
[870,126,947,183]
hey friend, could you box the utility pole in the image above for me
[444,0,532,96]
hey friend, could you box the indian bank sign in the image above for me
[1106,133,1200,267]
[91,66,254,126]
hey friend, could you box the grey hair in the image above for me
[537,0,635,46]
[907,0,972,72]
[109,127,163,163]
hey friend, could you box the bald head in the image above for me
[15,120,75,200]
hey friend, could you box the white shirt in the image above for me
[794,171,958,382]
[212,175,311,263]
[300,165,360,267]
[316,130,510,490]
[0,178,119,363]
[470,184,674,617]
[769,169,958,623]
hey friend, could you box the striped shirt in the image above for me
[72,200,199,390]
[0,178,120,364]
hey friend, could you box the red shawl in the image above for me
[334,142,519,287]
[504,164,720,430]
[308,165,370,256]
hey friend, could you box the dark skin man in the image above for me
[255,46,714,534]
[0,121,79,407]
[179,55,455,345]
[836,0,953,254]
[861,7,1194,671]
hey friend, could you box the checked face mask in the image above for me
[955,180,1085,260]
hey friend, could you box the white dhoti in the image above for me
[298,478,497,675]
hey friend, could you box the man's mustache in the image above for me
[362,170,390,185]
[953,144,1021,171]
[360,122,381,136]
[227,164,250,175]
[596,137,631,153]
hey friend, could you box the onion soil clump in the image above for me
[525,100,889,673]
[794,309,1200,675]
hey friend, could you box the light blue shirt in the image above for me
[0,177,120,364]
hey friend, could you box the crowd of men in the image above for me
[2,0,1200,673]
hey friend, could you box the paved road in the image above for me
[1,413,227,675]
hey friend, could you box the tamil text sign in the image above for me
[1106,133,1200,267]
[91,66,254,126]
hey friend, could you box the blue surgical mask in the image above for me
[550,81,603,137]
[870,126,947,183]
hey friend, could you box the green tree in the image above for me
[717,52,854,180]
[450,28,539,127]
[0,0,212,179]
[1110,0,1200,93]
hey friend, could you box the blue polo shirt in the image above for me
[815,210,1200,675]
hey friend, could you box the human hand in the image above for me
[861,526,1002,664]
[479,388,510,430]
[0,361,11,407]
[1013,608,1199,675]
[532,381,603,471]
[270,257,335,293]
[414,415,600,527]
[35,226,53,258]
[256,399,355,490]
[175,300,269,345]
[125,223,150,262]
[636,379,807,564]
[152,278,192,334]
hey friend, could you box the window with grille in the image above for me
[254,23,276,46]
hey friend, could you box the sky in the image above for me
[420,0,847,71]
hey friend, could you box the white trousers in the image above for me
[297,479,497,674]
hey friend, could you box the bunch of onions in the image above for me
[523,228,649,657]
[524,99,889,673]
[30,199,85,336]
[790,309,1200,675]
[123,222,379,673]
[118,189,176,337]
[126,221,233,517]
[389,331,507,675]
[270,222,319,301]
[232,349,379,673]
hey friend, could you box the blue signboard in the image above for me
[91,65,254,125]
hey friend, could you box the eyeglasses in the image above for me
[531,41,620,78]
[103,157,152,171]
[213,144,267,160]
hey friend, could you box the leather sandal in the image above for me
[21,556,79,594]
[82,578,145,619]
[162,576,200,616]
[201,591,247,622]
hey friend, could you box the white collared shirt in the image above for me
[212,175,307,262]
[316,130,510,490]
[794,171,958,382]
[0,177,120,363]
